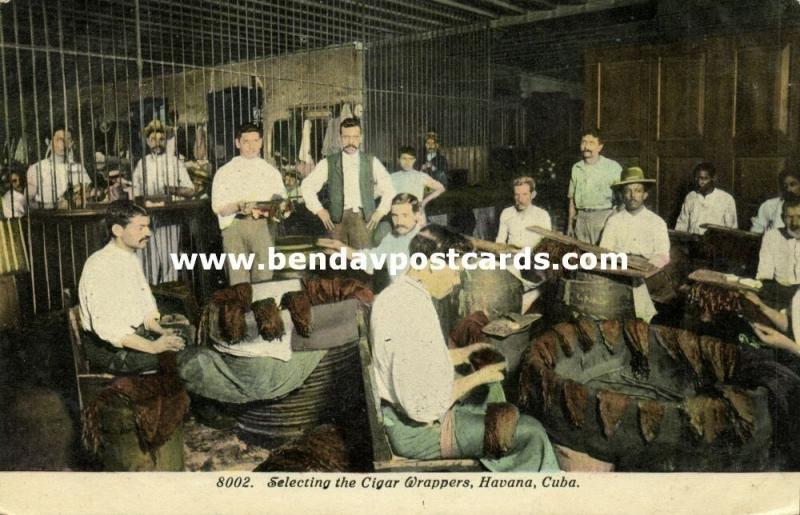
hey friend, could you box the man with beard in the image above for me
[751,170,800,233]
[212,123,287,285]
[600,167,670,322]
[132,119,193,201]
[757,197,800,287]
[302,117,395,249]
[418,132,449,188]
[317,193,421,283]
[675,161,737,235]
[26,126,92,209]
[131,119,194,283]
[78,200,186,373]
[370,224,560,471]
[391,145,445,226]
[566,128,622,244]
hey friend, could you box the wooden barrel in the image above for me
[97,396,184,471]
[233,339,361,440]
[556,272,635,320]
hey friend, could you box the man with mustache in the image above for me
[751,169,800,233]
[317,193,422,283]
[26,126,92,209]
[301,117,395,249]
[78,200,186,373]
[418,132,449,188]
[132,119,195,283]
[757,197,800,287]
[566,128,622,244]
[496,176,551,249]
[675,161,737,235]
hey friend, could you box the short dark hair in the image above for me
[236,122,262,139]
[339,117,361,133]
[779,169,800,185]
[399,145,416,157]
[692,161,716,178]
[409,224,473,258]
[105,199,148,234]
[581,128,603,143]
[782,196,800,216]
[391,193,420,213]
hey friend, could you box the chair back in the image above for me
[67,305,114,411]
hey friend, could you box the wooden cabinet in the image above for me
[584,31,800,226]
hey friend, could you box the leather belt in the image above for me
[578,207,611,212]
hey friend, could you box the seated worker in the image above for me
[495,176,551,313]
[757,197,800,286]
[26,126,92,209]
[317,193,421,284]
[675,161,737,235]
[751,169,800,234]
[78,200,186,374]
[419,132,449,188]
[371,224,560,472]
[391,145,445,226]
[3,169,27,218]
[600,167,670,322]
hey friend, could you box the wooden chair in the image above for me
[67,306,115,412]
[356,310,481,472]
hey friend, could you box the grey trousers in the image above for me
[221,217,274,285]
[575,208,613,245]
[332,209,372,250]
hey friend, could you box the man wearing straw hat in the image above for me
[600,167,670,321]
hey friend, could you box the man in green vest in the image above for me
[301,117,395,249]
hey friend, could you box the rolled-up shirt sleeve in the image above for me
[372,158,395,215]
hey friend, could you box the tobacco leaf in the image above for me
[252,298,284,341]
[597,389,630,439]
[684,395,728,444]
[552,323,579,357]
[699,335,737,383]
[677,330,703,376]
[483,403,520,459]
[652,325,683,361]
[623,319,650,356]
[638,399,666,443]
[576,317,601,351]
[563,380,589,428]
[599,320,624,354]
[718,386,755,441]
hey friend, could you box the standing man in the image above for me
[371,224,560,471]
[496,176,551,249]
[132,119,194,284]
[301,117,395,249]
[26,126,92,209]
[751,169,800,233]
[600,167,670,322]
[78,200,186,374]
[566,128,622,244]
[212,123,287,285]
[419,132,449,188]
[132,119,193,201]
[391,145,445,226]
[675,162,737,235]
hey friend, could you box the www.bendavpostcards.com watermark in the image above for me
[170,248,628,276]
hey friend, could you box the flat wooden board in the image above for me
[700,223,762,241]
[687,269,762,292]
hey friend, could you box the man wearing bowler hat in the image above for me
[600,167,670,321]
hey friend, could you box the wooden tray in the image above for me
[687,269,762,292]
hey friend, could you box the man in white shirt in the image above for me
[751,170,800,234]
[757,197,800,286]
[600,167,670,321]
[2,170,27,218]
[496,176,551,249]
[132,119,195,283]
[212,123,288,285]
[301,117,395,249]
[370,224,559,471]
[26,127,91,209]
[675,162,737,235]
[78,200,186,374]
[132,119,194,200]
[391,145,445,226]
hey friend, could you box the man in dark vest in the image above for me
[301,117,395,249]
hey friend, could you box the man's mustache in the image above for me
[140,237,150,243]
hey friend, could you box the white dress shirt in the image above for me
[301,151,394,216]
[211,156,287,230]
[371,275,454,423]
[495,204,552,249]
[26,158,91,206]
[79,241,159,347]
[757,228,800,285]
[675,188,738,235]
[2,190,26,218]
[132,153,193,197]
[600,207,670,265]
[751,197,784,234]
